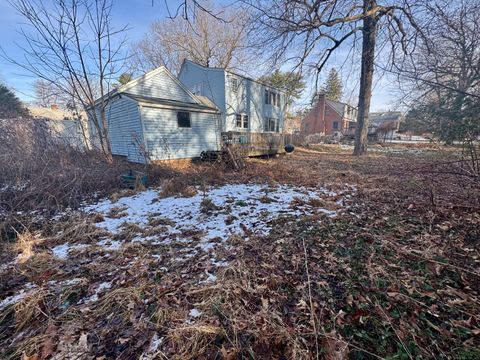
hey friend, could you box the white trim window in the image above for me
[264,89,281,107]
[236,113,249,129]
[264,117,279,132]
[231,78,239,93]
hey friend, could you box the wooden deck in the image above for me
[222,131,285,157]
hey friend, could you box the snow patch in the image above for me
[0,283,36,309]
[83,281,112,303]
[52,243,89,259]
[85,184,346,250]
[189,308,202,318]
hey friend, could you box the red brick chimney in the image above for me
[316,93,326,134]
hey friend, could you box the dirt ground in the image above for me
[0,145,479,359]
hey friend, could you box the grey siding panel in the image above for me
[178,62,226,128]
[127,70,196,104]
[141,106,220,161]
[89,97,145,163]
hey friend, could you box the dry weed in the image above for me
[15,252,62,283]
[106,206,129,219]
[52,217,110,244]
[159,178,189,198]
[14,231,42,263]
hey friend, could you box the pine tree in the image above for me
[0,84,28,118]
[258,70,306,108]
[321,69,343,102]
[118,73,133,85]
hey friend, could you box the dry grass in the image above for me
[15,252,63,284]
[13,231,41,263]
[0,145,479,359]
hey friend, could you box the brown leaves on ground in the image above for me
[0,145,479,359]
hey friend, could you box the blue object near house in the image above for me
[121,170,147,188]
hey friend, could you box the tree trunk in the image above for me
[353,0,378,156]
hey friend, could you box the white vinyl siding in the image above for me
[126,70,196,104]
[88,97,145,163]
[140,106,220,161]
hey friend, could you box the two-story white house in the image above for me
[178,59,286,135]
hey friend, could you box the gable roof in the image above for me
[370,111,403,124]
[325,99,345,116]
[95,66,201,106]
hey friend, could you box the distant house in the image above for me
[88,66,221,163]
[178,60,286,135]
[301,94,357,136]
[369,111,404,141]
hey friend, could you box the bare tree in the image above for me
[33,79,60,108]
[3,0,128,161]
[130,2,252,74]
[242,0,421,155]
[394,0,480,179]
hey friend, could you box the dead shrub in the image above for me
[159,178,189,198]
[0,118,148,239]
[106,206,129,219]
[200,197,221,214]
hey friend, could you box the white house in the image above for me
[88,66,221,163]
[178,59,286,135]
[88,61,287,163]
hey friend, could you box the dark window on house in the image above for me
[264,117,278,132]
[242,115,249,129]
[333,121,339,130]
[236,114,249,129]
[177,111,191,128]
[231,78,238,93]
[236,114,242,128]
[265,89,280,107]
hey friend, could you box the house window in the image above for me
[177,111,191,128]
[264,117,279,132]
[333,121,339,130]
[236,114,242,128]
[265,89,280,107]
[236,114,249,129]
[231,78,239,93]
[242,115,249,129]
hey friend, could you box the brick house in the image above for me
[301,94,357,136]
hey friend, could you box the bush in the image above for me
[0,84,28,118]
[0,118,142,238]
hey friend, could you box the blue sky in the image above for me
[0,0,398,111]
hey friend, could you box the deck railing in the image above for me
[221,131,285,157]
